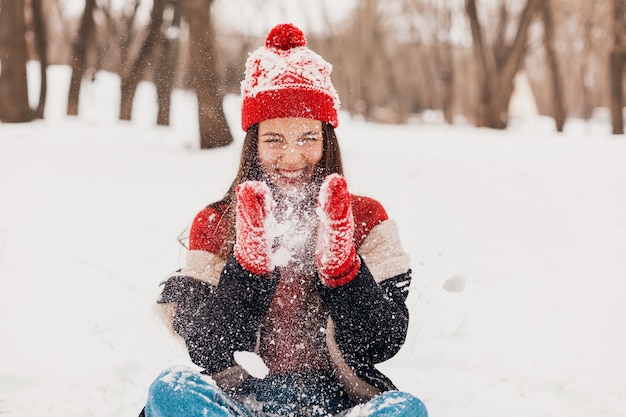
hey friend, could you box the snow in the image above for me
[234,351,270,380]
[1,64,625,417]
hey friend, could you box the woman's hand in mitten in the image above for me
[316,174,360,287]
[234,181,275,275]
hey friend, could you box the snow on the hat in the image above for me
[241,39,340,110]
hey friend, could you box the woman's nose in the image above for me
[279,142,305,163]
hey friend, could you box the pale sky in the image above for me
[59,0,357,36]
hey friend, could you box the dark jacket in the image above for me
[157,195,412,403]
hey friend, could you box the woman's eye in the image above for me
[262,135,319,149]
[265,138,284,146]
[299,137,320,145]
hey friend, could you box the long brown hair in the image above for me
[213,122,344,260]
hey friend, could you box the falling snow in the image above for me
[0,64,625,417]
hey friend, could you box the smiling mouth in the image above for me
[277,168,305,183]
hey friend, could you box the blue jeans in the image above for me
[145,367,427,417]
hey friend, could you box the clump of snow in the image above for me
[234,351,269,379]
[266,187,319,272]
[442,274,466,293]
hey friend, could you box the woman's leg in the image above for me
[346,391,428,417]
[145,367,253,417]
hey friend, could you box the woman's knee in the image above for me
[150,368,202,396]
[146,367,223,417]
[365,390,428,417]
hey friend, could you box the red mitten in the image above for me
[316,174,361,287]
[234,181,275,275]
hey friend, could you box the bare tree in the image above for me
[118,0,141,70]
[32,0,49,119]
[67,0,97,116]
[579,3,598,121]
[119,0,167,121]
[155,1,182,126]
[0,0,33,122]
[542,0,566,132]
[431,5,456,124]
[610,0,626,134]
[526,0,611,122]
[182,0,232,149]
[355,0,394,121]
[99,0,141,75]
[332,0,402,122]
[345,0,381,120]
[465,0,542,129]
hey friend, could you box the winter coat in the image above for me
[157,194,412,404]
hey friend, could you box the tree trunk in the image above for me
[357,0,377,121]
[542,0,566,132]
[0,0,33,123]
[440,48,454,125]
[67,0,96,116]
[119,0,140,70]
[119,0,166,121]
[434,6,455,126]
[610,0,626,135]
[580,13,594,121]
[465,0,541,129]
[155,0,182,126]
[466,0,498,128]
[610,52,625,134]
[32,0,49,119]
[183,0,233,149]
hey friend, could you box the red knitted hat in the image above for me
[240,23,340,131]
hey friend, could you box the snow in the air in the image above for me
[0,64,625,417]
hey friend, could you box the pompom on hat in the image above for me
[240,23,340,131]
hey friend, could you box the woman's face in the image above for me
[257,117,324,192]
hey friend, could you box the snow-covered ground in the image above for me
[1,65,625,417]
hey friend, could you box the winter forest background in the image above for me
[5,0,626,142]
[1,0,626,416]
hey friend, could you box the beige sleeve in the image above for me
[158,249,225,339]
[357,219,411,283]
[174,249,225,286]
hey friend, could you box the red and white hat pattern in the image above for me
[240,23,340,131]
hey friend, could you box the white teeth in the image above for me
[280,169,304,179]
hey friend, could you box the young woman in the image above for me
[142,23,428,417]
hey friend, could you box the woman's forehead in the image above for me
[258,118,322,135]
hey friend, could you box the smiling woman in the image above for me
[140,23,426,417]
[257,117,324,192]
